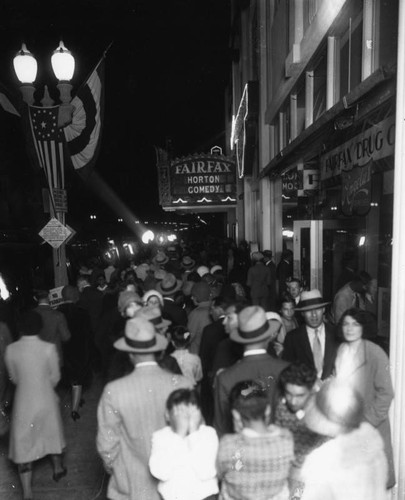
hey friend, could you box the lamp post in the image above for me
[13,41,75,288]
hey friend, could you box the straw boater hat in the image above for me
[303,379,363,437]
[135,306,171,330]
[295,289,330,311]
[153,251,169,266]
[230,305,281,344]
[156,273,183,296]
[114,317,168,353]
[181,256,196,270]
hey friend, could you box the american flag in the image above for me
[29,106,65,191]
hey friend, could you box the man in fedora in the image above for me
[282,290,339,381]
[97,317,191,500]
[213,306,288,436]
[157,273,187,326]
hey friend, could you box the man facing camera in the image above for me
[282,290,339,381]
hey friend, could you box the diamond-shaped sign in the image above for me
[39,218,72,249]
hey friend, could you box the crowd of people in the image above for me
[0,239,395,500]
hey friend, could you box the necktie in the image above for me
[313,328,323,375]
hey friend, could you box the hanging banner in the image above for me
[321,115,395,181]
[341,160,372,216]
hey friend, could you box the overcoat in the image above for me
[334,339,395,488]
[5,336,65,463]
[97,364,191,500]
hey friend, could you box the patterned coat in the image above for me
[5,336,65,463]
[97,363,192,500]
[217,425,294,500]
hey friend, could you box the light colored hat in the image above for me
[118,291,142,314]
[135,306,171,330]
[295,289,330,311]
[230,305,280,344]
[181,256,196,270]
[135,263,150,281]
[197,265,210,277]
[303,379,364,437]
[156,273,183,296]
[143,289,164,307]
[114,317,168,353]
[154,269,167,281]
[153,252,169,266]
[210,265,223,274]
[251,251,264,261]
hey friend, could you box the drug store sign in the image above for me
[320,116,395,181]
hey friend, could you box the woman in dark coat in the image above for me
[58,285,92,421]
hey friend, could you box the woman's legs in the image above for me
[50,453,67,481]
[71,383,82,420]
[18,462,33,499]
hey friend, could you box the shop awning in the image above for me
[259,65,396,180]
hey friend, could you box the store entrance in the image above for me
[293,219,364,301]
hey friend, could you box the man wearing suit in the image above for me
[157,273,188,326]
[199,296,228,424]
[282,290,339,380]
[97,317,191,500]
[214,306,289,436]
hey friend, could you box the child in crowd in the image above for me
[217,380,294,500]
[279,293,299,333]
[169,326,203,386]
[149,388,219,500]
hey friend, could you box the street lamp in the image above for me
[13,41,76,288]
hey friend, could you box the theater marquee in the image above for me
[157,150,237,211]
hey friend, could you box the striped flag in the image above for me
[63,59,104,177]
[0,82,21,117]
[29,106,65,197]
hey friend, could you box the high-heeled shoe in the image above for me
[53,467,67,482]
[71,411,80,422]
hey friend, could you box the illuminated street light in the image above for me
[167,234,177,242]
[142,230,155,244]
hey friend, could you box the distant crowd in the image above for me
[0,238,394,500]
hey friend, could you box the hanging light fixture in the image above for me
[13,43,37,84]
[51,41,75,82]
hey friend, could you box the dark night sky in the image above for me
[0,0,232,223]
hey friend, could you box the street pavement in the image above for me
[0,375,108,500]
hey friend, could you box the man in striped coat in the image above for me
[97,317,192,500]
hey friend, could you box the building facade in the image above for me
[227,1,404,495]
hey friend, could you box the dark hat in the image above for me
[181,256,196,270]
[153,252,169,266]
[114,317,168,353]
[230,306,280,344]
[156,273,183,296]
[295,289,330,311]
[304,379,363,437]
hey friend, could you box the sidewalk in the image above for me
[0,375,108,500]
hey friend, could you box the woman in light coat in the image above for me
[5,310,66,500]
[334,308,395,488]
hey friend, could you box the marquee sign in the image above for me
[157,151,237,211]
